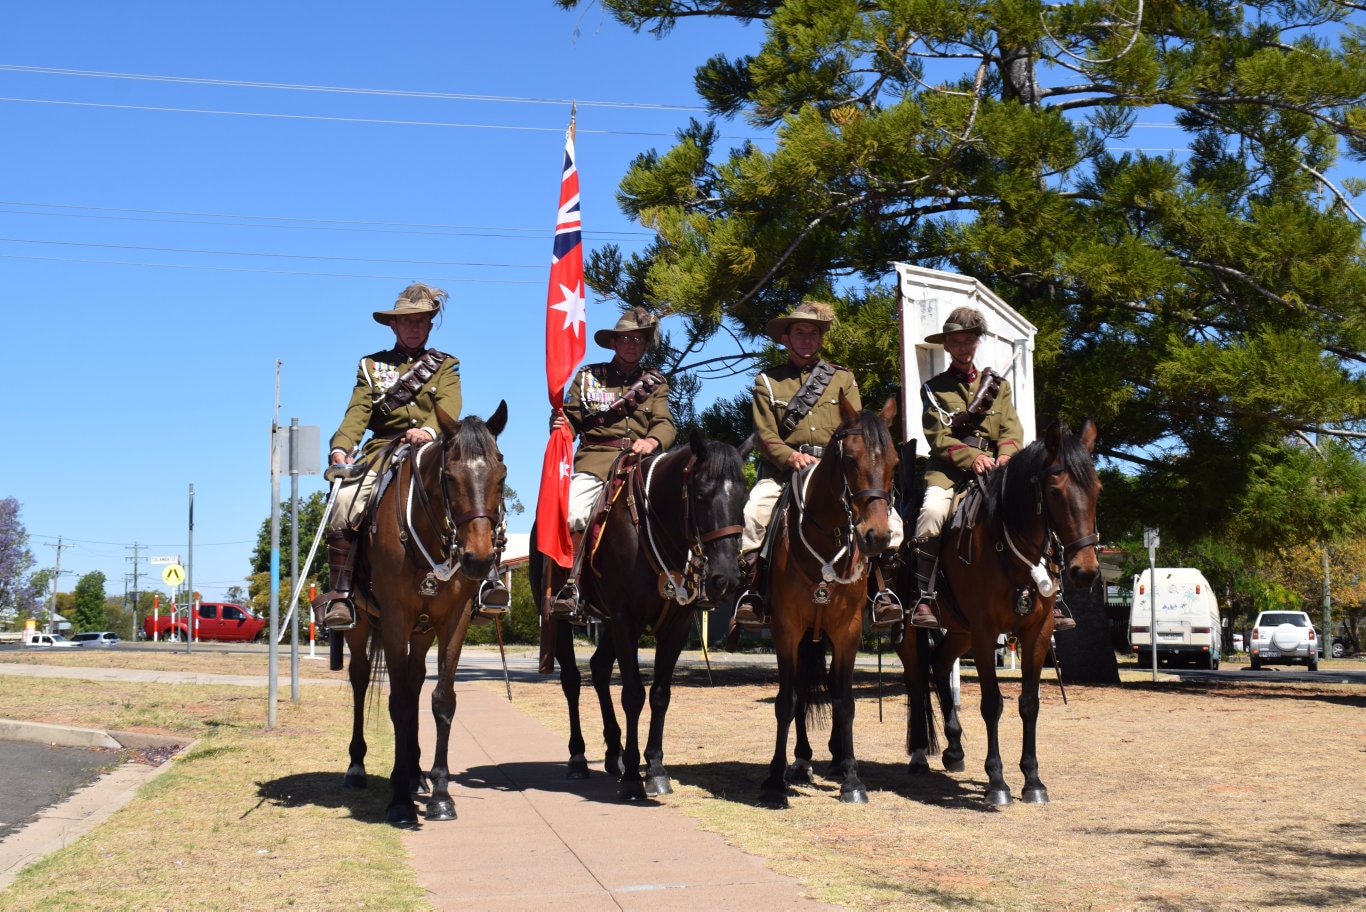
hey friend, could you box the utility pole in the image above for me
[126,542,143,633]
[42,536,70,634]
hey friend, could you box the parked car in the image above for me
[23,632,77,648]
[1249,611,1318,671]
[71,631,121,647]
[1331,636,1347,659]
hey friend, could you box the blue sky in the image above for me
[1,1,766,601]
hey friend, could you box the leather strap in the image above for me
[780,360,837,434]
[378,349,451,416]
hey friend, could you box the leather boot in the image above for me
[725,553,764,653]
[869,550,904,631]
[548,532,585,623]
[1052,603,1077,632]
[907,536,942,629]
[313,529,357,631]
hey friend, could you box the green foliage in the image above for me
[558,0,1366,556]
[72,571,107,632]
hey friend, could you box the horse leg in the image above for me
[613,627,649,802]
[423,621,471,822]
[641,620,689,797]
[788,637,821,786]
[935,636,967,774]
[976,656,1011,806]
[760,646,798,809]
[589,633,624,778]
[384,639,421,826]
[343,621,371,789]
[555,620,590,779]
[1017,634,1050,804]
[403,639,431,798]
[898,629,936,776]
[827,629,868,804]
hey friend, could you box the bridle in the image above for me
[636,447,742,605]
[398,436,506,583]
[999,460,1099,596]
[790,425,891,588]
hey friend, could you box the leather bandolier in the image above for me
[378,349,451,416]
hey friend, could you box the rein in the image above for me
[636,448,742,605]
[399,437,505,583]
[996,461,1099,598]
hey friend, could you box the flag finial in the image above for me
[568,103,576,142]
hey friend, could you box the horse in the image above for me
[529,432,746,800]
[335,400,508,825]
[759,392,898,808]
[896,419,1100,806]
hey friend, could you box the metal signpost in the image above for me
[1144,527,1160,682]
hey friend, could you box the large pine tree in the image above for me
[558,0,1366,549]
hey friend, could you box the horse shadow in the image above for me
[255,771,392,822]
[452,761,667,807]
[665,757,998,813]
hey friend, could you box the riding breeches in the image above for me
[567,472,604,533]
[328,470,378,532]
[914,484,954,538]
[742,476,904,556]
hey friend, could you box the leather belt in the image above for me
[584,435,633,448]
[797,444,825,457]
[960,435,993,452]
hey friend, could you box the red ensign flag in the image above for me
[536,115,586,568]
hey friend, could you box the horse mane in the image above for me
[445,415,498,459]
[987,423,1098,534]
[839,408,894,459]
[698,438,743,482]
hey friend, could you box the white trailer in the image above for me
[894,262,1039,452]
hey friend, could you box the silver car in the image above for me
[70,631,121,647]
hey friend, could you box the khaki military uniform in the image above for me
[915,367,1024,537]
[742,361,902,554]
[562,361,676,530]
[328,347,462,529]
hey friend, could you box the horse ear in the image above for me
[690,429,706,458]
[838,388,858,422]
[486,399,509,437]
[1079,418,1098,454]
[1044,420,1061,456]
[435,404,459,437]
[879,394,897,424]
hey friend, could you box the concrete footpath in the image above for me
[0,656,841,910]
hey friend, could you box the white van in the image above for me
[1129,568,1223,670]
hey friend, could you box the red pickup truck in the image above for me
[143,602,266,643]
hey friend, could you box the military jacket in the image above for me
[752,360,861,478]
[563,361,676,480]
[330,347,462,463]
[921,367,1024,490]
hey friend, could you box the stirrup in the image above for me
[1052,605,1076,633]
[731,591,766,631]
[475,579,511,619]
[318,594,357,631]
[908,597,941,629]
[870,589,904,631]
[548,582,582,622]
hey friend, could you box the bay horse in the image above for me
[530,432,746,800]
[896,419,1099,806]
[760,393,898,808]
[336,400,508,825]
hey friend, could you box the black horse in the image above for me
[530,433,746,799]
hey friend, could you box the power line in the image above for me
[0,251,545,281]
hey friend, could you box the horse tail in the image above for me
[367,624,386,717]
[906,627,940,757]
[796,636,831,728]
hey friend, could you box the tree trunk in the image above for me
[1054,584,1120,684]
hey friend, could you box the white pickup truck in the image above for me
[23,632,78,648]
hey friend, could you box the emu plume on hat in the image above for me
[924,306,987,344]
[373,283,447,325]
[594,306,659,349]
[765,300,835,344]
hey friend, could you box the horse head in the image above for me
[831,392,899,557]
[435,400,509,581]
[684,431,746,605]
[1041,419,1101,592]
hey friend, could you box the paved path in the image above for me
[0,657,841,910]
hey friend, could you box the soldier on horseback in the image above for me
[726,300,905,648]
[312,283,510,630]
[906,306,1073,631]
[547,306,677,620]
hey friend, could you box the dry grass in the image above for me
[501,656,1366,911]
[2,647,1364,910]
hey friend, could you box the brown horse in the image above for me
[336,400,508,825]
[760,393,898,808]
[529,433,746,799]
[896,419,1099,806]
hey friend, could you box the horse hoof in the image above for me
[605,752,626,778]
[386,803,420,827]
[785,761,814,785]
[425,799,456,821]
[343,772,368,790]
[907,760,930,776]
[1020,787,1050,805]
[757,787,790,810]
[646,775,672,797]
[566,758,591,780]
[943,758,966,774]
[984,788,1012,807]
[839,787,869,804]
[618,779,648,802]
